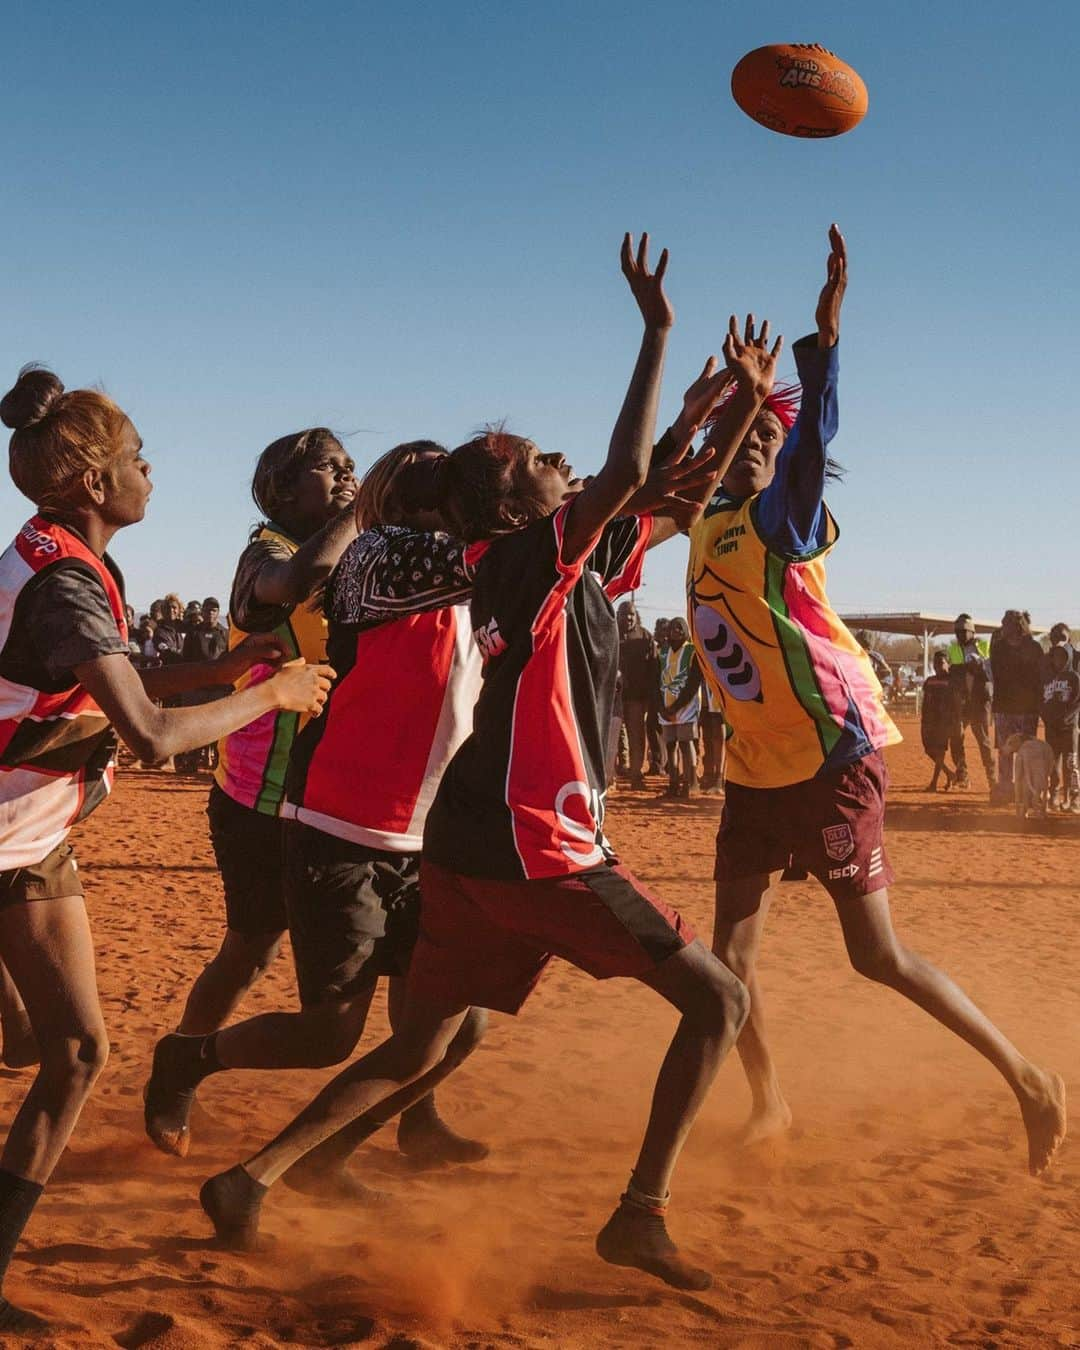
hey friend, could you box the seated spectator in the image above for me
[990,609,1044,799]
[1041,642,1080,812]
[920,650,960,791]
[658,617,701,799]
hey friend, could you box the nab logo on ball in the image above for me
[731,43,868,139]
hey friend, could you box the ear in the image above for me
[495,498,530,531]
[80,465,107,506]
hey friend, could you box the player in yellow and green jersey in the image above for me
[681,226,1064,1175]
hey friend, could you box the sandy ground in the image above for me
[2,720,1078,1348]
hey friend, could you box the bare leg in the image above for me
[0,960,37,1069]
[628,939,748,1195]
[0,897,109,1181]
[176,928,284,1035]
[835,887,1066,1174]
[595,938,748,1291]
[712,873,791,1144]
[144,985,376,1156]
[282,1003,489,1198]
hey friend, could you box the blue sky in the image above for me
[2,1,1077,627]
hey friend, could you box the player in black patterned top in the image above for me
[198,235,787,1291]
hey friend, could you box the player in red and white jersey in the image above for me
[0,366,332,1336]
[198,237,782,1292]
[146,442,488,1200]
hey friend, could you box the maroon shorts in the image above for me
[407,860,696,1015]
[714,750,894,903]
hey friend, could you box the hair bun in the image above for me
[0,364,65,432]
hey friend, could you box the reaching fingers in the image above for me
[637,232,650,274]
[654,247,668,283]
[620,232,634,277]
[743,312,755,344]
[758,318,770,349]
[770,334,785,359]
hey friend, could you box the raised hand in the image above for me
[670,356,735,448]
[815,223,847,348]
[624,440,722,529]
[621,232,674,330]
[721,313,783,400]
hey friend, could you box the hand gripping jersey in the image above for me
[687,494,899,789]
[424,505,652,881]
[658,644,700,725]
[213,524,328,816]
[0,517,127,869]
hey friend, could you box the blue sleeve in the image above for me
[754,336,839,558]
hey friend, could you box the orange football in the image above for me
[731,43,868,138]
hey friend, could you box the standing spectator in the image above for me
[658,617,701,798]
[154,594,186,664]
[855,630,893,696]
[699,678,727,794]
[134,615,159,668]
[616,600,657,789]
[1048,622,1078,672]
[184,600,203,631]
[1041,642,1080,811]
[946,613,996,793]
[182,597,228,664]
[647,616,671,775]
[990,609,1044,797]
[920,650,960,791]
[149,599,166,623]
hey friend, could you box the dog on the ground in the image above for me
[1003,733,1055,819]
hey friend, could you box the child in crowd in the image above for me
[1040,642,1080,811]
[920,650,960,791]
[658,617,702,797]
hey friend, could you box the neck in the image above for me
[45,506,117,558]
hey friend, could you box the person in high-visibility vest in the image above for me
[946,613,996,793]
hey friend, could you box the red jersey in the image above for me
[284,525,482,853]
[424,504,652,880]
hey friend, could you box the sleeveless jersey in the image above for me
[658,643,700,725]
[284,603,481,853]
[0,517,127,869]
[213,524,328,815]
[687,494,899,789]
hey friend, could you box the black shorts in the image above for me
[0,841,84,909]
[715,751,894,904]
[283,821,420,1008]
[206,784,287,936]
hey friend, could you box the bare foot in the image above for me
[1018,1069,1066,1176]
[739,1099,793,1147]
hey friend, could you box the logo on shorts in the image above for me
[822,823,855,862]
[828,862,860,880]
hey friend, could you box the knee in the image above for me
[299,1005,365,1067]
[444,1007,488,1066]
[693,973,750,1039]
[848,941,905,987]
[40,1029,110,1089]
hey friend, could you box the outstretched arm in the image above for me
[562,233,672,563]
[756,224,846,557]
[643,316,783,546]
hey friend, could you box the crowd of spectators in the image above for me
[125,594,230,771]
[922,610,1079,814]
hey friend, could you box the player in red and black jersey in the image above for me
[199,236,786,1292]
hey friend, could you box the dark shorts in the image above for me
[284,821,420,1008]
[714,750,894,904]
[407,860,695,1016]
[0,841,84,908]
[206,784,287,936]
